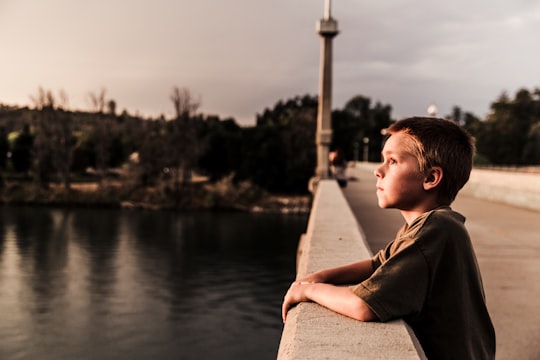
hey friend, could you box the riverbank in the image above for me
[0,177,312,214]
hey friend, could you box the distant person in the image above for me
[283,117,495,360]
[329,148,347,187]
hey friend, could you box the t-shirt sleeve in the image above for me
[350,242,429,322]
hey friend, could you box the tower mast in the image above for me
[312,0,339,189]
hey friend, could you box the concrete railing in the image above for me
[461,168,540,212]
[277,180,426,360]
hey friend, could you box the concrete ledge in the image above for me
[461,168,540,212]
[277,180,426,360]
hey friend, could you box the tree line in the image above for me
[0,86,538,198]
[0,87,320,195]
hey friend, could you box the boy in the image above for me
[282,117,495,359]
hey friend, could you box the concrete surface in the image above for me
[462,168,540,212]
[344,163,540,360]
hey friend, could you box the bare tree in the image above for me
[87,87,107,114]
[107,99,117,117]
[168,87,202,197]
[30,87,74,190]
[88,88,116,185]
[30,87,56,110]
[170,86,200,118]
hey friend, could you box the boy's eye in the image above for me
[388,158,397,165]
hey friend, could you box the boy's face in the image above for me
[374,132,426,211]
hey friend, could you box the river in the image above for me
[0,206,307,360]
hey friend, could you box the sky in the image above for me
[1,0,539,125]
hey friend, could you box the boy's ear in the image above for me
[423,166,443,191]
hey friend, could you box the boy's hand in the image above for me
[295,272,324,284]
[281,282,313,323]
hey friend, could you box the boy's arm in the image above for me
[282,282,378,323]
[295,259,374,285]
[282,259,377,322]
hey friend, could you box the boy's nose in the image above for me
[374,165,382,178]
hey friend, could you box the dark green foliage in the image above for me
[71,134,96,173]
[11,124,34,173]
[464,88,540,165]
[332,95,393,162]
[0,126,9,170]
[1,85,539,198]
[198,117,242,181]
[523,122,540,164]
[236,95,317,194]
[137,121,168,186]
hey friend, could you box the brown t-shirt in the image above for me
[351,207,496,360]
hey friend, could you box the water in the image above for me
[0,206,307,360]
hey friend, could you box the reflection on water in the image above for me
[0,206,307,360]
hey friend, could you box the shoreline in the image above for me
[0,180,312,215]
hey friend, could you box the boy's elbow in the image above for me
[351,299,378,322]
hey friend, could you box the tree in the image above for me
[0,126,9,170]
[198,116,242,181]
[31,87,75,189]
[332,95,393,162]
[167,86,202,190]
[137,120,168,186]
[87,88,115,184]
[480,89,540,165]
[170,86,200,119]
[87,87,107,114]
[237,95,317,193]
[71,132,95,173]
[523,122,540,164]
[0,126,8,187]
[107,100,117,117]
[450,106,463,124]
[11,124,34,174]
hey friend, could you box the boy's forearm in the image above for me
[305,283,377,322]
[282,262,377,323]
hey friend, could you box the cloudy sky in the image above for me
[1,0,539,125]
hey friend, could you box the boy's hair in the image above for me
[388,117,475,205]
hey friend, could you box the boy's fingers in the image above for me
[282,300,289,323]
[282,281,311,323]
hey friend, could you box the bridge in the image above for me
[278,163,540,359]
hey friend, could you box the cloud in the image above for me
[1,0,539,124]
